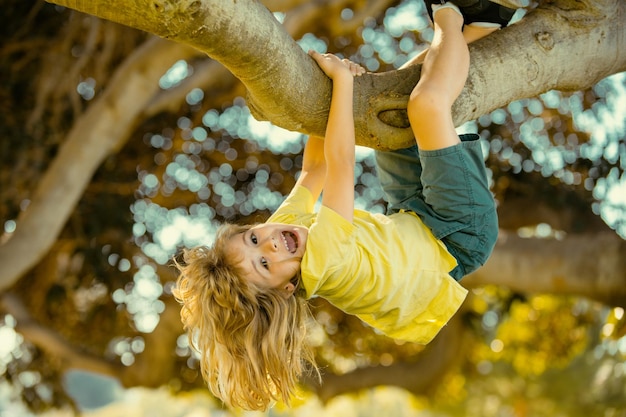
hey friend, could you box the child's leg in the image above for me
[400,1,516,68]
[462,23,499,43]
[400,26,489,68]
[407,6,468,151]
[402,5,498,279]
[400,24,495,68]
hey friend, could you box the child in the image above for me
[174,2,503,411]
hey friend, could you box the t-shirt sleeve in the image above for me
[267,185,316,223]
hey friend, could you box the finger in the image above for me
[349,62,364,76]
[309,50,331,67]
[354,63,365,75]
[308,50,327,61]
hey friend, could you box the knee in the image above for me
[407,85,451,126]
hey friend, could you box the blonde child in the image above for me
[174,2,503,410]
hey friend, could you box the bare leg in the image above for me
[400,23,497,68]
[407,8,468,150]
[462,23,499,43]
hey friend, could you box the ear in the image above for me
[280,282,296,299]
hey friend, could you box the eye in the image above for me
[250,233,258,244]
[261,257,269,270]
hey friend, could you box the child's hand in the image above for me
[308,50,366,80]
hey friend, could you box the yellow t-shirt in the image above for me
[267,186,468,344]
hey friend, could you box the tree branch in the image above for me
[464,231,626,306]
[43,0,626,149]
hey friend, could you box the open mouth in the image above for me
[281,231,298,254]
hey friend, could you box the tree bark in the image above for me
[44,0,626,149]
[464,231,626,307]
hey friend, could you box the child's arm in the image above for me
[294,135,326,202]
[308,50,362,223]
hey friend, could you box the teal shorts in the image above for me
[375,133,498,280]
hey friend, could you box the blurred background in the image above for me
[1,0,625,416]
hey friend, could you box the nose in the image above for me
[261,235,279,252]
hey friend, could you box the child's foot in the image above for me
[425,0,516,28]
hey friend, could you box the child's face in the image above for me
[225,223,308,298]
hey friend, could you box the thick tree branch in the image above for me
[44,0,626,149]
[464,231,626,306]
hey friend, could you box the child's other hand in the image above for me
[308,50,366,80]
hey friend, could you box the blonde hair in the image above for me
[173,224,316,410]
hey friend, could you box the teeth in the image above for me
[282,234,290,252]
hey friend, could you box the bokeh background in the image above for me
[1,0,625,416]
